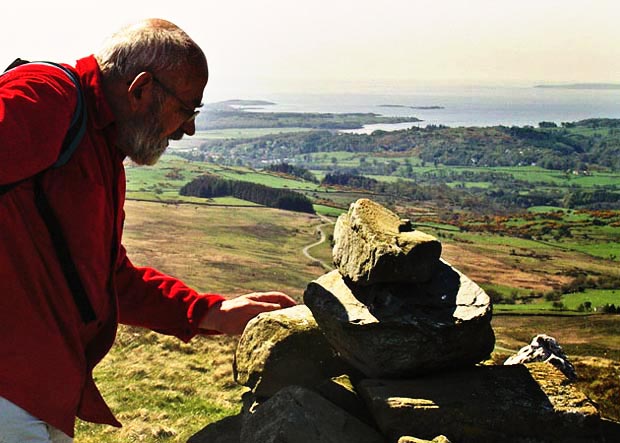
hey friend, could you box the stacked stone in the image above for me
[305,198,495,378]
[189,199,612,443]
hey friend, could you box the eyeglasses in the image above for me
[151,76,201,123]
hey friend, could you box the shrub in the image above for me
[485,288,504,304]
[598,304,619,314]
[545,291,562,302]
[551,301,566,310]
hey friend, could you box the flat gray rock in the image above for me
[240,385,386,443]
[332,198,442,285]
[304,261,494,378]
[358,363,602,443]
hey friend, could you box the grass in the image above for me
[76,331,243,442]
[300,156,620,189]
[492,314,620,361]
[562,290,620,310]
[75,201,330,442]
[313,204,346,217]
[211,168,320,191]
[549,240,620,261]
[125,154,323,203]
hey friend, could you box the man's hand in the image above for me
[199,291,297,335]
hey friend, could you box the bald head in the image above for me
[95,18,208,82]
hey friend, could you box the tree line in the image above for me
[193,118,620,171]
[180,174,315,213]
[266,163,318,183]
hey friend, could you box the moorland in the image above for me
[78,105,620,442]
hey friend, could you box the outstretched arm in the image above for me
[199,291,297,335]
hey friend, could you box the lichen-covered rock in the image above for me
[303,262,494,378]
[234,305,350,396]
[358,363,602,443]
[398,436,452,443]
[505,334,577,380]
[240,385,386,443]
[332,199,442,285]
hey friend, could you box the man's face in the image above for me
[116,87,168,165]
[118,66,207,166]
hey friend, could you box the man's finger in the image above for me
[244,292,297,306]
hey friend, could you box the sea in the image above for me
[220,86,620,134]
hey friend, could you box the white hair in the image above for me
[95,19,207,80]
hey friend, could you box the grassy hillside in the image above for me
[73,200,620,441]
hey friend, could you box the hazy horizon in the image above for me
[3,0,619,100]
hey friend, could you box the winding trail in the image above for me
[303,214,335,271]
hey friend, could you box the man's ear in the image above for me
[126,72,154,112]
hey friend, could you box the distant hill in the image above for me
[535,83,620,90]
[379,104,445,110]
[193,118,620,171]
[216,99,276,106]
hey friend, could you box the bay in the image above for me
[239,86,620,131]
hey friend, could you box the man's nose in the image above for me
[170,120,195,140]
[182,119,196,136]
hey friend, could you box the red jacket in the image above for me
[0,56,225,437]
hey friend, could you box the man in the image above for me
[0,18,295,442]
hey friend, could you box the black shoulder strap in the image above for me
[0,60,88,194]
[33,173,96,323]
[33,61,87,168]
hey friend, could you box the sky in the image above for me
[2,0,619,100]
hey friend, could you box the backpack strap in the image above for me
[0,59,88,194]
[31,61,87,168]
[32,173,96,323]
[1,60,95,324]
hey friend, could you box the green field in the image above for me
[125,154,323,203]
[312,204,346,217]
[298,154,620,189]
[494,289,620,313]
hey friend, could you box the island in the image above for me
[217,99,277,106]
[379,104,444,110]
[535,83,620,90]
[198,102,422,130]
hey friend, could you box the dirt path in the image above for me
[303,215,334,271]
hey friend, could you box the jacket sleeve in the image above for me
[114,245,226,342]
[0,64,77,184]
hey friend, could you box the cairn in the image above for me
[190,199,613,443]
[305,198,495,378]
